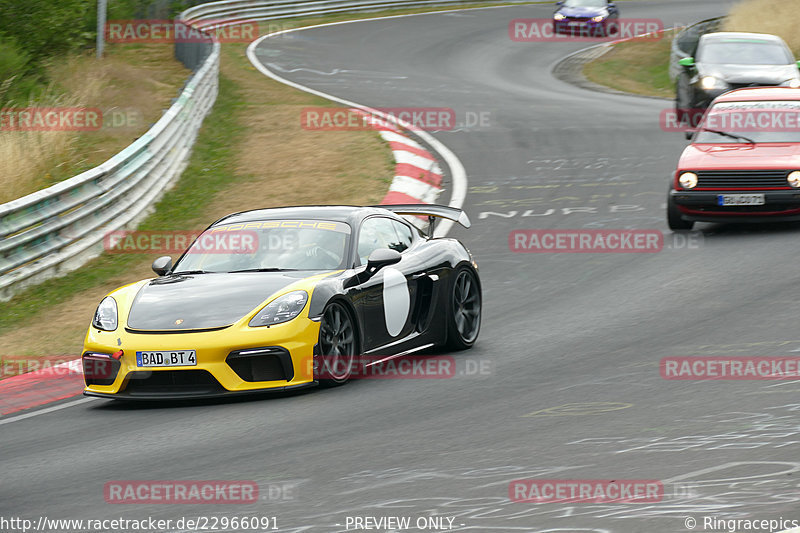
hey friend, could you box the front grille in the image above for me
[693,169,791,189]
[123,370,225,396]
[226,347,293,382]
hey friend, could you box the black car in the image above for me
[676,32,800,125]
[82,204,482,399]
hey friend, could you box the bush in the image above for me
[0,37,32,99]
[0,0,94,62]
[0,0,177,101]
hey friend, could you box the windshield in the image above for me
[698,39,792,65]
[563,0,607,7]
[694,100,800,143]
[172,220,351,273]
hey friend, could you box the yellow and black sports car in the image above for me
[82,205,480,399]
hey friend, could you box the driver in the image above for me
[272,228,344,270]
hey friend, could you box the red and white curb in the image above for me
[347,109,444,207]
[0,359,83,416]
[380,129,443,205]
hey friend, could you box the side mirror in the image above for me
[365,248,401,275]
[684,129,695,141]
[679,57,695,68]
[344,249,402,289]
[555,1,564,5]
[152,256,172,276]
[607,2,616,8]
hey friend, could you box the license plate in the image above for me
[136,350,196,367]
[568,21,584,26]
[717,194,765,206]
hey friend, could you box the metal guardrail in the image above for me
[668,17,723,83]
[182,0,531,27]
[0,0,520,301]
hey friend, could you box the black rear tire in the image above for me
[446,268,482,350]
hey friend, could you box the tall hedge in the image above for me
[0,0,176,100]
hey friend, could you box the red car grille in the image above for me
[694,169,791,189]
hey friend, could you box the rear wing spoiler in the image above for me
[375,204,470,229]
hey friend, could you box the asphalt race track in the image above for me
[4,1,800,532]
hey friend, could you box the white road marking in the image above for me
[0,397,95,426]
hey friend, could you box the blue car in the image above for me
[553,0,619,37]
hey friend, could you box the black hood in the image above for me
[127,272,315,331]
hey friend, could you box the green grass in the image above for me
[582,29,678,99]
[0,73,246,334]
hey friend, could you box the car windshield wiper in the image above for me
[171,270,213,275]
[227,268,298,273]
[702,128,756,144]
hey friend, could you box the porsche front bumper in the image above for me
[82,317,321,400]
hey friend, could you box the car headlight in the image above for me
[92,297,118,331]
[700,76,728,91]
[784,78,800,88]
[679,172,698,189]
[591,15,605,22]
[788,171,800,188]
[553,13,566,21]
[249,291,308,327]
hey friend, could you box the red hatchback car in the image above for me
[668,87,800,230]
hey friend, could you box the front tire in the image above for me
[316,301,358,387]
[446,268,482,350]
[667,193,694,231]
